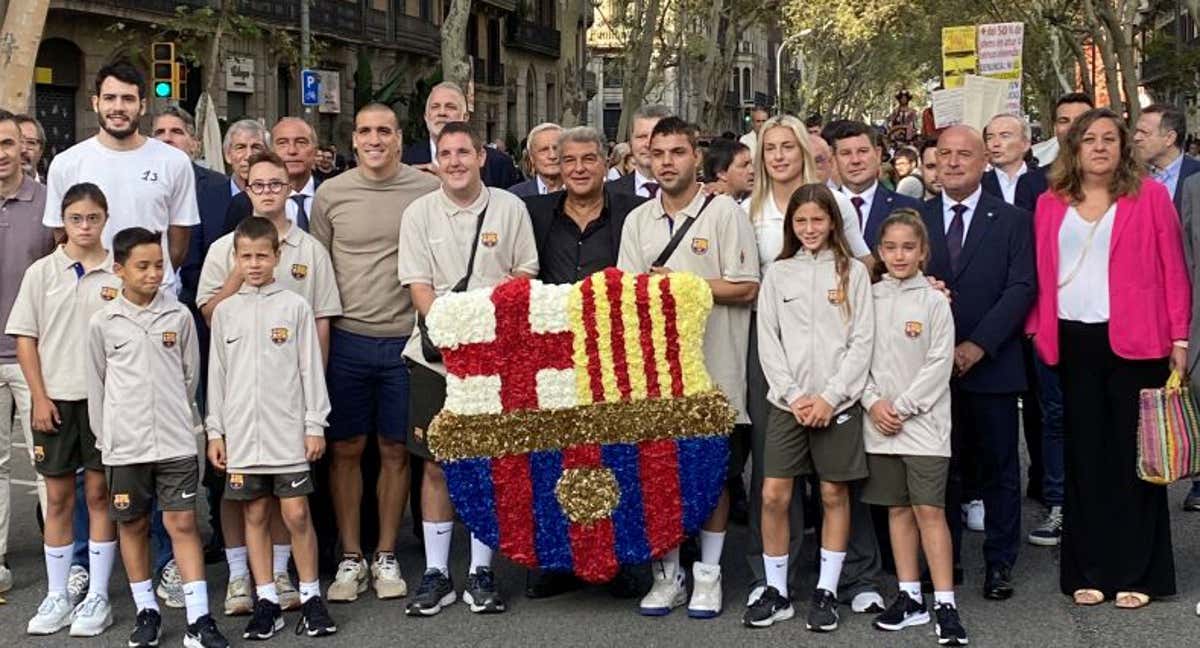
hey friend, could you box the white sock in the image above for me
[272,544,292,574]
[183,581,209,624]
[899,581,923,603]
[256,582,279,604]
[698,530,725,566]
[87,539,117,600]
[226,546,249,580]
[44,543,73,595]
[469,533,493,574]
[816,548,846,595]
[299,580,320,604]
[131,579,159,613]
[422,521,453,576]
[656,548,683,584]
[934,590,956,608]
[763,554,788,597]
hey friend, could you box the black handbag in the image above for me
[417,201,489,363]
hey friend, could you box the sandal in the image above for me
[1114,591,1150,609]
[1072,589,1105,606]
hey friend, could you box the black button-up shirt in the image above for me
[539,202,617,285]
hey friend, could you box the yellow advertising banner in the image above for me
[942,26,977,89]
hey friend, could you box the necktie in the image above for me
[850,196,865,229]
[292,194,309,231]
[644,182,659,199]
[947,203,968,272]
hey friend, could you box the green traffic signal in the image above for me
[154,81,173,98]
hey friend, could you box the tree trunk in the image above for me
[1097,0,1141,121]
[694,0,731,130]
[1082,0,1124,115]
[1063,28,1095,98]
[617,0,661,139]
[0,0,51,112]
[442,0,472,88]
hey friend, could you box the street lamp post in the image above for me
[775,29,811,115]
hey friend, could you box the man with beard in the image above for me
[15,115,45,182]
[42,61,198,293]
[401,82,523,188]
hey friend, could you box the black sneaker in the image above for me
[464,567,507,614]
[405,569,456,616]
[128,608,162,647]
[873,591,930,631]
[183,614,229,648]
[934,603,969,646]
[242,599,284,640]
[805,588,839,632]
[295,596,337,637]
[742,586,794,628]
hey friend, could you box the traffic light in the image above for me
[174,62,187,101]
[151,42,175,99]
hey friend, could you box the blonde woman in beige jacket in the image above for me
[860,210,968,646]
[745,184,873,632]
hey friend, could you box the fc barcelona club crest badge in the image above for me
[827,289,844,305]
[905,321,923,338]
[33,445,45,462]
[481,232,499,248]
[691,238,709,255]
[271,327,289,345]
[290,264,308,280]
[161,331,177,348]
[100,286,118,301]
[113,493,130,510]
[229,474,244,490]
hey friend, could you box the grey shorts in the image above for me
[406,360,446,461]
[861,454,949,508]
[106,457,200,522]
[762,405,868,482]
[223,471,315,501]
[33,400,103,477]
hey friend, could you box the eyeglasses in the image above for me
[247,181,289,195]
[64,214,104,226]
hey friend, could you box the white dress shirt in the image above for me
[285,175,316,226]
[995,162,1027,205]
[633,169,657,199]
[842,181,879,226]
[229,178,242,197]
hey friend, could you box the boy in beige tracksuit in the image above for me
[205,216,335,640]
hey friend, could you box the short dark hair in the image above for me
[893,147,919,165]
[356,101,399,127]
[62,182,108,215]
[650,116,698,150]
[820,119,851,146]
[233,215,280,251]
[1055,92,1094,114]
[919,137,939,159]
[435,121,483,151]
[247,150,288,174]
[830,120,882,150]
[112,227,160,264]
[804,113,823,129]
[703,138,749,181]
[1143,103,1187,148]
[94,60,146,100]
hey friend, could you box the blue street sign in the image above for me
[301,69,320,106]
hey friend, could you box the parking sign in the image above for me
[301,69,320,106]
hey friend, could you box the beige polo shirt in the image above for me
[196,222,342,318]
[5,246,123,400]
[398,187,539,375]
[86,290,199,466]
[617,190,760,424]
[206,283,330,474]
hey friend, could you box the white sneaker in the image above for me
[687,562,722,618]
[67,564,89,608]
[638,560,686,616]
[371,552,407,599]
[747,584,767,607]
[69,592,113,637]
[851,590,885,613]
[965,500,985,532]
[326,556,369,602]
[275,571,301,611]
[0,563,11,594]
[157,559,185,608]
[224,573,253,616]
[27,591,73,635]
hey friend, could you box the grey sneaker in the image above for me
[67,564,89,608]
[1027,506,1063,546]
[274,572,300,611]
[0,563,11,594]
[156,559,185,608]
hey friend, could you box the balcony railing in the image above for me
[395,14,441,58]
[505,19,561,58]
[236,0,297,23]
[312,1,363,34]
[365,8,389,39]
[91,0,212,15]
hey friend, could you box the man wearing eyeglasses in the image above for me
[15,115,45,183]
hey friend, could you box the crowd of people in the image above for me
[1,57,1199,648]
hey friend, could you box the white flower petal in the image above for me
[444,374,503,415]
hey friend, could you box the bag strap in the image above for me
[451,193,490,293]
[652,193,716,268]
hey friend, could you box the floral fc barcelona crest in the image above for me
[290,264,308,280]
[691,237,709,255]
[271,327,290,345]
[112,493,130,510]
[905,321,923,338]
[100,286,118,301]
[481,232,499,248]
[161,331,177,348]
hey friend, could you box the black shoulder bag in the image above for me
[651,193,717,268]
[417,201,490,363]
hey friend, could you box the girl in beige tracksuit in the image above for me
[859,210,967,645]
[747,184,873,631]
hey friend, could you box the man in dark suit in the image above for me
[1136,103,1200,217]
[922,125,1036,601]
[401,81,523,188]
[830,120,922,248]
[509,122,563,197]
[222,116,321,235]
[606,104,673,199]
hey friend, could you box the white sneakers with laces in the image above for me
[327,556,369,602]
[27,591,74,635]
[639,560,687,616]
[276,572,301,610]
[224,573,253,616]
[69,592,113,637]
[687,562,723,618]
[372,552,407,599]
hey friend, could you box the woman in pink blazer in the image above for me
[1028,108,1190,609]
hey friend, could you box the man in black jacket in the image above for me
[401,81,523,188]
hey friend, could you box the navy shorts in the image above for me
[326,327,410,443]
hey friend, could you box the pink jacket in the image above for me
[1027,178,1191,365]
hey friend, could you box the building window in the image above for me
[546,73,556,121]
[227,92,248,120]
[742,68,751,102]
[732,69,740,100]
[372,0,388,10]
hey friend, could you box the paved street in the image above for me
[2,438,1199,648]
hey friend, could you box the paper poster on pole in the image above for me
[932,88,964,128]
[977,22,1023,113]
[962,75,1010,132]
[942,26,977,89]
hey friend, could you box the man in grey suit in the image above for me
[508,122,563,197]
[1178,173,1200,512]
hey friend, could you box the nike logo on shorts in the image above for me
[181,490,196,499]
[836,412,852,425]
[290,476,309,488]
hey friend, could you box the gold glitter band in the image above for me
[427,390,736,461]
[555,467,622,524]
